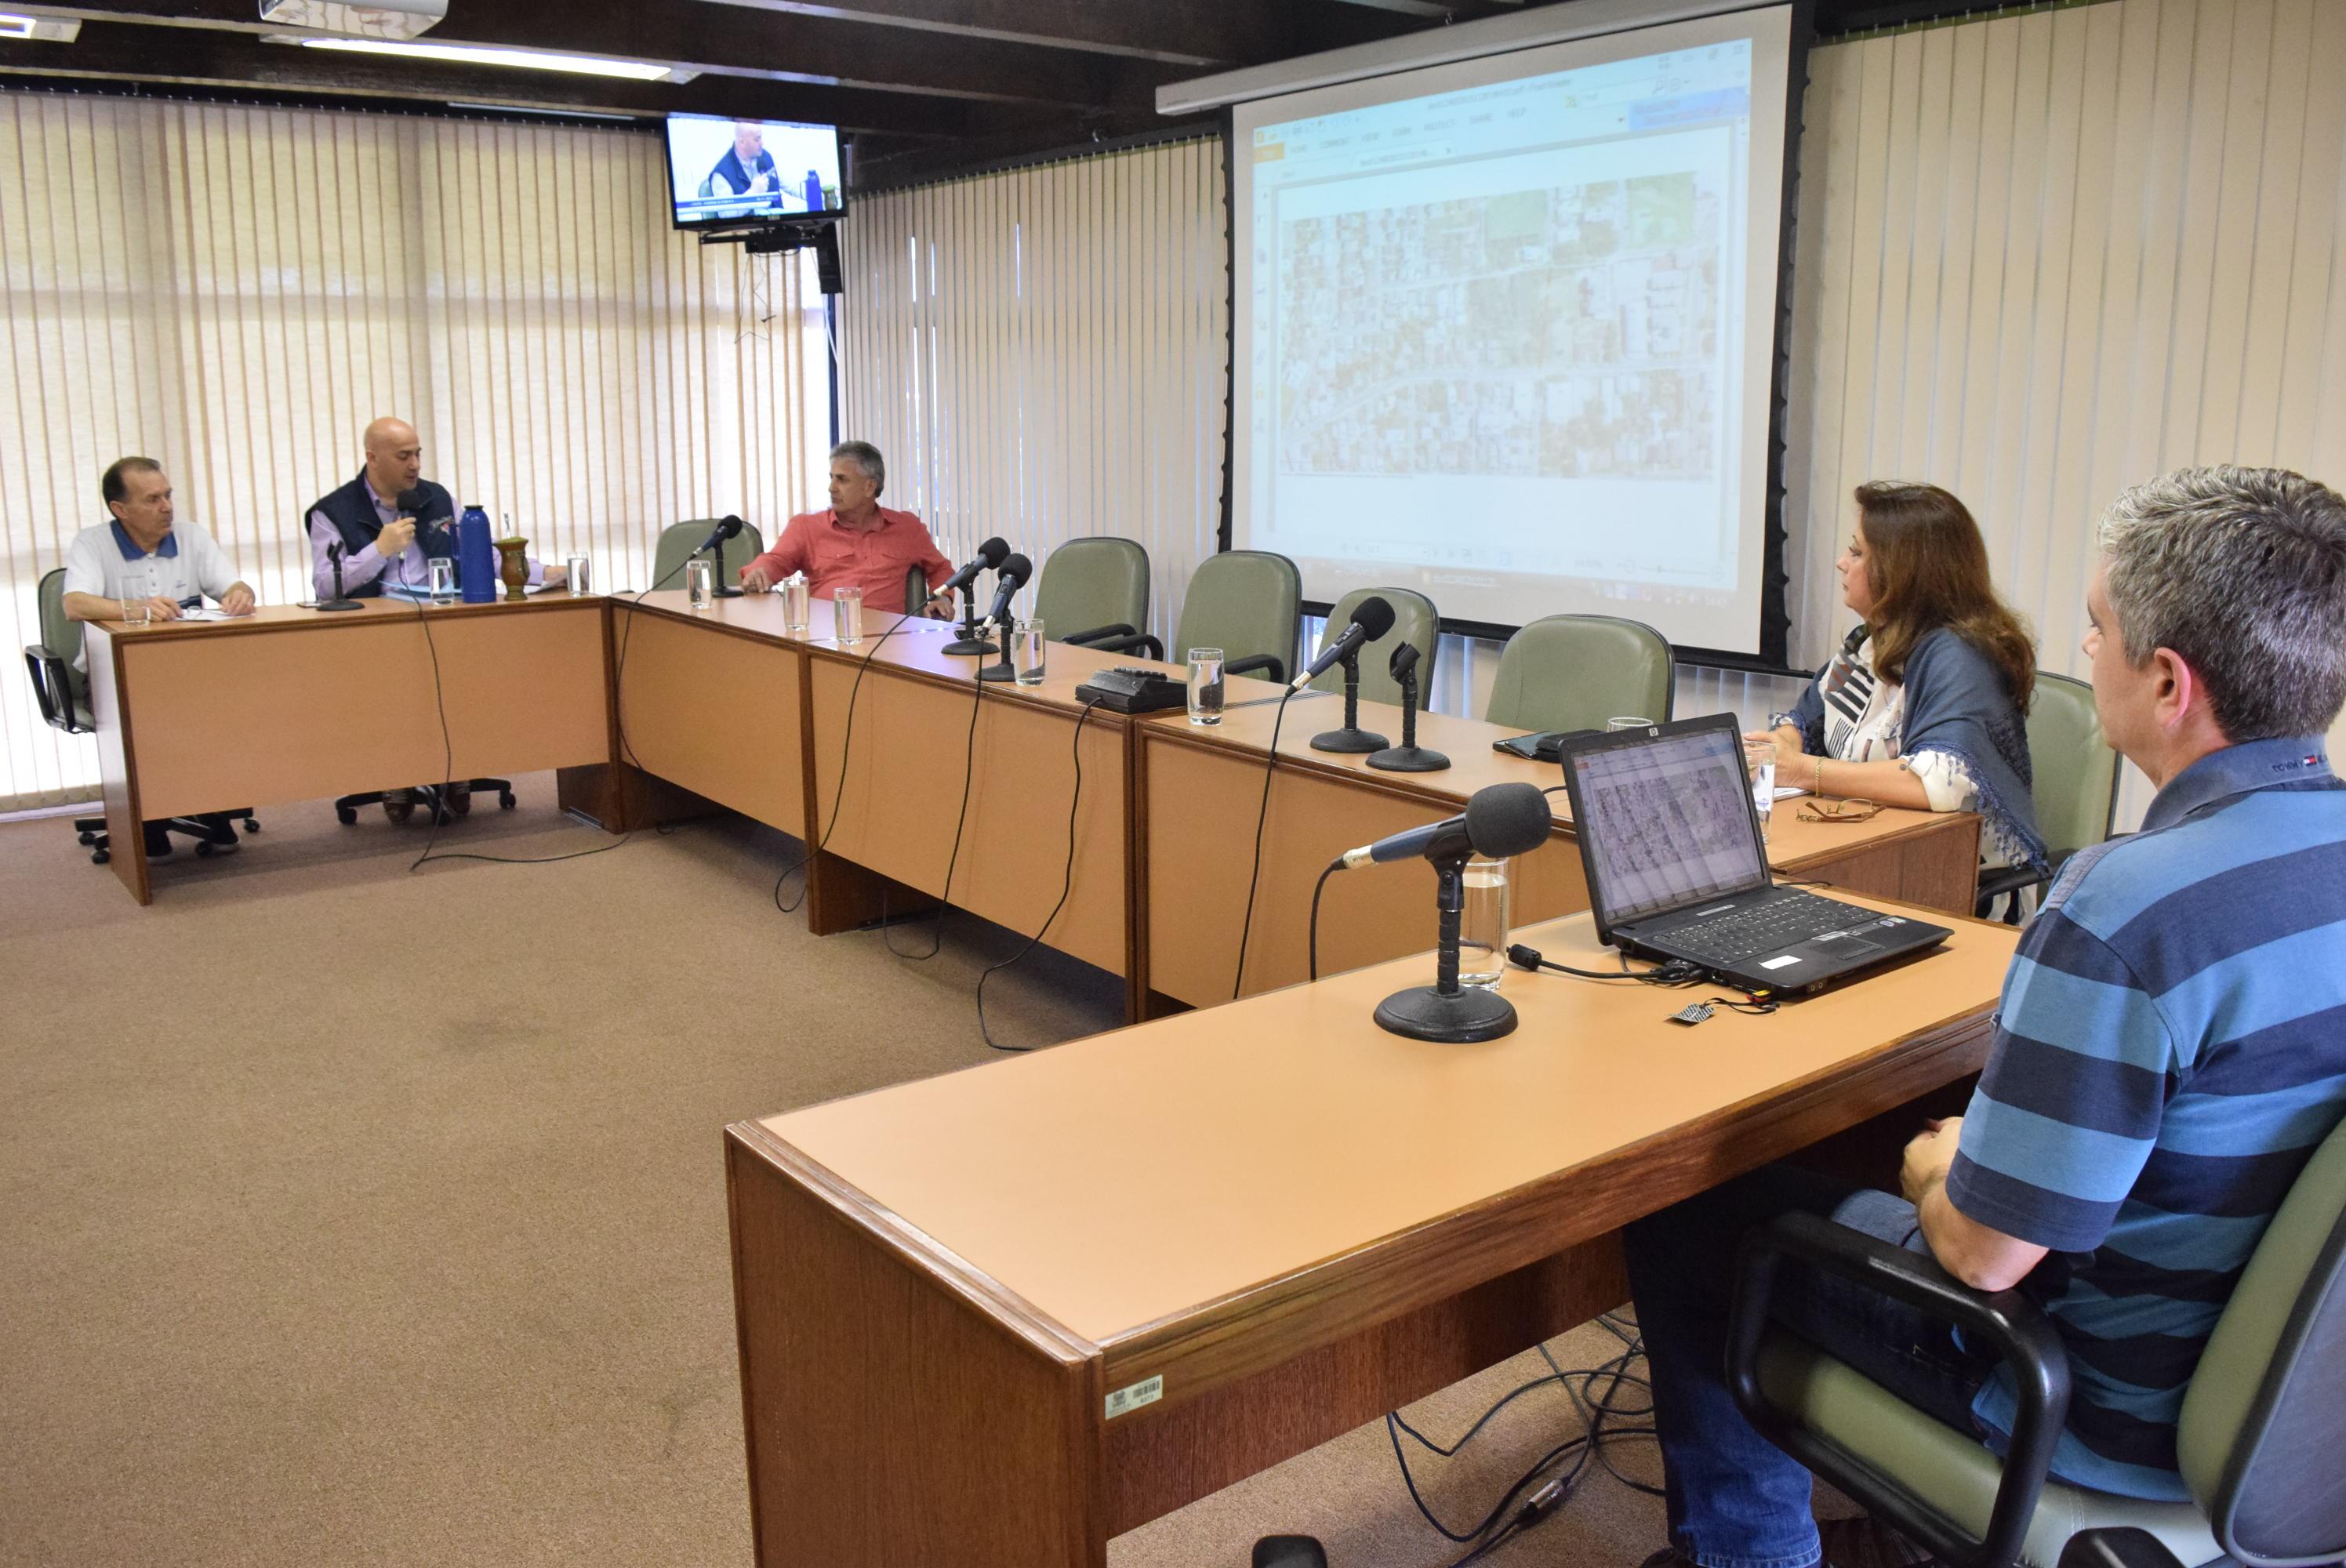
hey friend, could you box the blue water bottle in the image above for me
[804,169,824,212]
[456,505,497,604]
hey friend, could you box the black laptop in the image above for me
[1556,715,1952,995]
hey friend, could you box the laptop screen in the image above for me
[1567,724,1770,927]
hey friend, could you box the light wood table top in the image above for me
[1142,682,1969,884]
[761,893,2019,1348]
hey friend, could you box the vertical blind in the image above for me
[0,92,827,813]
[837,138,1229,651]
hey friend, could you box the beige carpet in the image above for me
[0,782,1676,1566]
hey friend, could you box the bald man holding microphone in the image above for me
[303,417,564,819]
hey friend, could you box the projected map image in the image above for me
[1278,169,1723,481]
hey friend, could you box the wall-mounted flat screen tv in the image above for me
[665,114,843,227]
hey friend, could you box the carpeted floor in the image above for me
[0,781,1683,1566]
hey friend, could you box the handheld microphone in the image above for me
[394,488,453,528]
[932,535,1010,600]
[981,552,1032,629]
[693,514,746,557]
[1336,781,1550,869]
[1291,595,1396,691]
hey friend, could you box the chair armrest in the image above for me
[1974,863,2050,924]
[1084,631,1166,662]
[1063,622,1138,648]
[23,644,82,733]
[2057,1530,2188,1568]
[1224,652,1286,684]
[1727,1210,2071,1568]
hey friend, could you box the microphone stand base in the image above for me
[711,586,744,598]
[975,661,1020,682]
[941,637,999,656]
[315,597,365,612]
[1367,744,1450,773]
[1310,725,1389,754]
[1374,984,1517,1044]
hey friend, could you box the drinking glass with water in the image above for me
[1458,855,1512,989]
[1186,648,1225,725]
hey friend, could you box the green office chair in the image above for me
[1033,537,1152,651]
[1975,671,2123,920]
[1727,1110,2346,1568]
[20,568,257,864]
[1093,550,1300,682]
[652,518,766,594]
[1484,614,1676,733]
[1308,587,1440,707]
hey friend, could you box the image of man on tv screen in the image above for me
[707,121,779,200]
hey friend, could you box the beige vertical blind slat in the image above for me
[837,140,1230,642]
[0,92,823,814]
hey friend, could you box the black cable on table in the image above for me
[1231,683,1298,1000]
[881,658,987,960]
[1306,858,1341,983]
[975,698,1102,1052]
[773,609,923,915]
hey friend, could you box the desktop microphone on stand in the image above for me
[1367,644,1448,772]
[1337,783,1552,1043]
[318,542,363,612]
[1302,597,1395,755]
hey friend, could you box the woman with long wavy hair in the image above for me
[1760,481,2048,916]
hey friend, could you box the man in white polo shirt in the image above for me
[61,455,256,859]
[63,456,256,657]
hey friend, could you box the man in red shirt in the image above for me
[739,441,954,617]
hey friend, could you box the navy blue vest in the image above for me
[308,474,456,598]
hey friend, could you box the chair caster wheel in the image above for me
[499,792,517,810]
[336,807,358,825]
[93,848,111,865]
[78,830,97,845]
[195,840,214,858]
[242,818,260,833]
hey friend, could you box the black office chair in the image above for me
[22,568,258,863]
[296,499,521,827]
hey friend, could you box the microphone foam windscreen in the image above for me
[1000,552,1033,586]
[719,514,745,539]
[1464,782,1553,858]
[396,488,452,526]
[978,535,1010,568]
[1352,595,1396,639]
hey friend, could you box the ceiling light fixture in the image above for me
[296,37,674,82]
[0,13,80,41]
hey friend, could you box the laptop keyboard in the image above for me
[1664,891,1853,966]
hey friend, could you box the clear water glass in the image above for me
[1011,618,1046,686]
[833,586,863,645]
[565,554,592,596]
[781,572,811,633]
[685,557,715,610]
[427,557,457,604]
[1607,715,1655,732]
[120,596,151,627]
[1745,736,1778,841]
[1186,648,1226,725]
[1459,855,1512,989]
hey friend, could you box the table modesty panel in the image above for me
[727,898,2024,1567]
[103,598,608,821]
[804,630,1131,978]
[611,596,809,836]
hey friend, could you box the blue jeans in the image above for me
[1622,1163,1995,1568]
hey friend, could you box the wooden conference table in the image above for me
[600,590,1985,1014]
[724,895,2025,1566]
[82,590,1984,1018]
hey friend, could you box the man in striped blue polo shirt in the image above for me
[1626,466,2346,1568]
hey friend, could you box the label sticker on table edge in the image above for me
[1106,1374,1164,1419]
[1760,955,1803,970]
